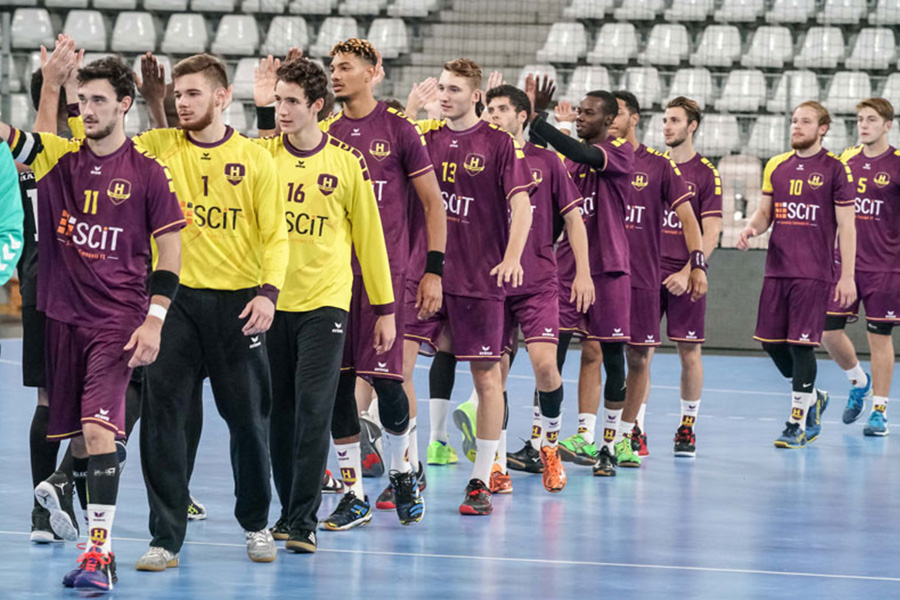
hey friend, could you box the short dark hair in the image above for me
[318,91,335,122]
[276,58,329,107]
[585,90,618,119]
[485,84,532,123]
[383,98,404,112]
[330,37,378,66]
[613,90,640,116]
[29,69,67,112]
[77,56,136,103]
[172,53,229,89]
[666,96,702,128]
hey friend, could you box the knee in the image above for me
[533,358,560,389]
[470,362,502,394]
[82,424,116,455]
[678,344,702,368]
[625,347,650,371]
[373,378,409,434]
[581,341,602,366]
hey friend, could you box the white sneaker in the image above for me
[135,546,179,572]
[246,529,277,563]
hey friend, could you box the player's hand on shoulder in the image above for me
[239,295,276,336]
[373,313,396,355]
[124,316,163,368]
[416,273,442,320]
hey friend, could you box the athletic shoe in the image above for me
[187,495,207,521]
[320,491,372,531]
[72,545,117,591]
[459,479,492,516]
[426,440,459,465]
[116,440,127,473]
[360,414,385,478]
[805,389,830,443]
[631,425,649,457]
[540,446,566,493]
[452,400,478,462]
[135,546,179,572]
[390,469,425,525]
[285,529,317,554]
[270,518,289,541]
[558,433,599,466]
[489,463,513,494]
[63,544,88,587]
[863,410,890,437]
[843,373,872,424]
[246,529,277,563]
[30,506,63,544]
[322,469,344,494]
[774,422,806,448]
[673,425,696,458]
[375,484,395,510]
[416,461,427,492]
[615,437,641,468]
[592,445,617,477]
[507,442,543,473]
[34,471,79,542]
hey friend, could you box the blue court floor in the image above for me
[1,338,898,599]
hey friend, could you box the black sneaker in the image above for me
[285,529,317,554]
[320,491,372,531]
[416,461,427,493]
[673,425,696,458]
[459,479,492,516]
[390,469,425,525]
[187,495,207,521]
[34,471,79,541]
[592,445,617,477]
[360,415,385,478]
[270,517,290,541]
[30,506,63,544]
[507,441,543,473]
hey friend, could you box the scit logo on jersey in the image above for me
[774,201,820,222]
[107,179,132,205]
[463,153,485,176]
[625,204,645,224]
[631,172,649,191]
[340,467,357,486]
[663,208,683,230]
[224,163,246,186]
[56,210,123,252]
[318,173,338,196]
[874,172,891,188]
[807,173,824,190]
[369,139,391,161]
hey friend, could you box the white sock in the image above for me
[408,416,420,469]
[844,363,867,388]
[541,413,561,447]
[335,442,365,497]
[496,429,508,473]
[429,399,451,444]
[472,438,499,485]
[578,413,597,445]
[87,503,116,553]
[617,419,634,443]
[529,405,542,450]
[790,392,812,430]
[386,431,412,473]
[680,398,700,428]
[602,408,621,450]
[467,388,479,410]
[366,401,382,429]
[874,396,888,414]
[636,403,647,429]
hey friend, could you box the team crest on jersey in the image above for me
[369,139,391,161]
[225,163,246,186]
[463,153,486,176]
[874,172,891,188]
[107,178,132,205]
[808,173,824,190]
[530,168,544,186]
[318,173,338,196]
[632,172,649,191]
[686,181,696,196]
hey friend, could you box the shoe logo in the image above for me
[249,336,262,349]
[802,383,812,389]
[55,482,67,494]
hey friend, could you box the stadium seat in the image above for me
[3,94,33,131]
[888,120,900,147]
[211,15,259,56]
[389,0,439,17]
[565,66,612,102]
[845,28,896,70]
[516,65,558,91]
[241,0,288,12]
[289,0,338,15]
[823,118,850,153]
[131,55,173,85]
[766,0,817,23]
[741,26,793,69]
[12,9,55,50]
[794,27,845,70]
[882,74,900,103]
[261,17,310,56]
[563,0,615,19]
[613,0,666,21]
[766,70,820,113]
[2,57,22,94]
[640,24,690,67]
[63,11,107,52]
[368,19,408,60]
[819,0,867,24]
[46,0,88,7]
[536,23,588,64]
[695,115,741,157]
[870,0,900,25]
[714,0,766,22]
[586,23,638,65]
[161,14,208,55]
[717,154,763,228]
[665,0,715,22]
[5,0,36,5]
[191,0,236,11]
[97,0,138,7]
[691,25,742,68]
[716,69,767,112]
[623,66,662,110]
[667,68,714,110]
[747,115,789,159]
[340,0,387,15]
[144,0,189,10]
[232,58,257,100]
[111,12,157,54]
[641,113,665,150]
[124,103,147,137]
[310,17,358,57]
[224,102,248,131]
[824,71,872,114]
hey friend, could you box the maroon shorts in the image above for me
[585,273,631,342]
[826,270,900,325]
[558,276,588,338]
[754,277,830,346]
[404,292,505,362]
[342,274,406,381]
[660,271,707,343]
[504,285,560,353]
[628,287,661,347]
[404,278,439,356]
[45,318,133,440]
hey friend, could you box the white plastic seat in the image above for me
[12,9,55,50]
[124,103,148,137]
[640,24,691,67]
[516,65,558,91]
[340,0,387,15]
[389,0,438,17]
[748,115,789,159]
[623,67,662,110]
[641,113,665,150]
[161,14,208,55]
[823,118,850,153]
[716,69,766,112]
[766,0,817,23]
[766,70,820,113]
[613,0,665,20]
[241,0,288,11]
[144,0,189,10]
[261,17,310,55]
[695,115,740,157]
[870,0,900,25]
[794,27,845,69]
[2,94,33,131]
[845,28,897,70]
[665,0,715,22]
[587,23,638,65]
[563,0,615,19]
[715,0,766,22]
[819,0,867,24]
[310,17,358,57]
[882,74,900,103]
[741,26,793,69]
[82,52,116,66]
[536,23,588,64]
[111,12,157,54]
[825,72,872,114]
[191,0,236,11]
[565,66,612,102]
[232,58,257,100]
[290,0,338,14]
[95,0,137,8]
[45,0,88,7]
[691,25,742,68]
[667,68,714,110]
[2,57,22,93]
[211,15,259,56]
[63,10,107,52]
[224,102,248,131]
[131,55,173,85]
[888,120,900,147]
[368,19,408,60]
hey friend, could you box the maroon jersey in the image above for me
[842,146,900,273]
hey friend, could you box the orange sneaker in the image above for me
[489,464,513,494]
[540,446,567,493]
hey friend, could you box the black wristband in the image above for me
[425,251,444,277]
[149,269,179,300]
[256,105,276,131]
[690,250,707,272]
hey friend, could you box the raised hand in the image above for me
[532,74,557,115]
[254,54,280,107]
[137,52,167,105]
[406,77,439,117]
[41,35,78,90]
[485,70,505,93]
[555,99,576,123]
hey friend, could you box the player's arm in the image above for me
[554,100,576,138]
[563,209,593,312]
[406,77,442,120]
[0,142,24,286]
[672,200,708,300]
[834,196,858,310]
[491,191,532,288]
[737,194,772,250]
[34,35,82,133]
[136,52,169,130]
[411,170,446,319]
[530,115,607,169]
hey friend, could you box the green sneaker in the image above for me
[426,440,459,465]
[615,437,641,468]
[558,433,599,466]
[452,400,478,463]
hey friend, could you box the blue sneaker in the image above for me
[774,422,806,449]
[805,389,829,443]
[320,491,372,531]
[389,469,425,525]
[71,545,117,591]
[863,410,890,437]
[843,373,872,424]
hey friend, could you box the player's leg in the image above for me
[461,359,504,515]
[559,340,602,464]
[490,351,515,493]
[595,341,627,476]
[863,323,894,436]
[184,376,206,520]
[674,342,702,457]
[823,317,871,423]
[620,345,651,468]
[266,311,297,539]
[525,341,566,492]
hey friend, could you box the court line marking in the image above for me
[3,530,897,584]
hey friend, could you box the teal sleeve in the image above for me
[0,142,24,285]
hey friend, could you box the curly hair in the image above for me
[276,58,330,107]
[77,56,135,103]
[330,38,378,65]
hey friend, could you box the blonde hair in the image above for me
[442,58,483,91]
[793,100,831,127]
